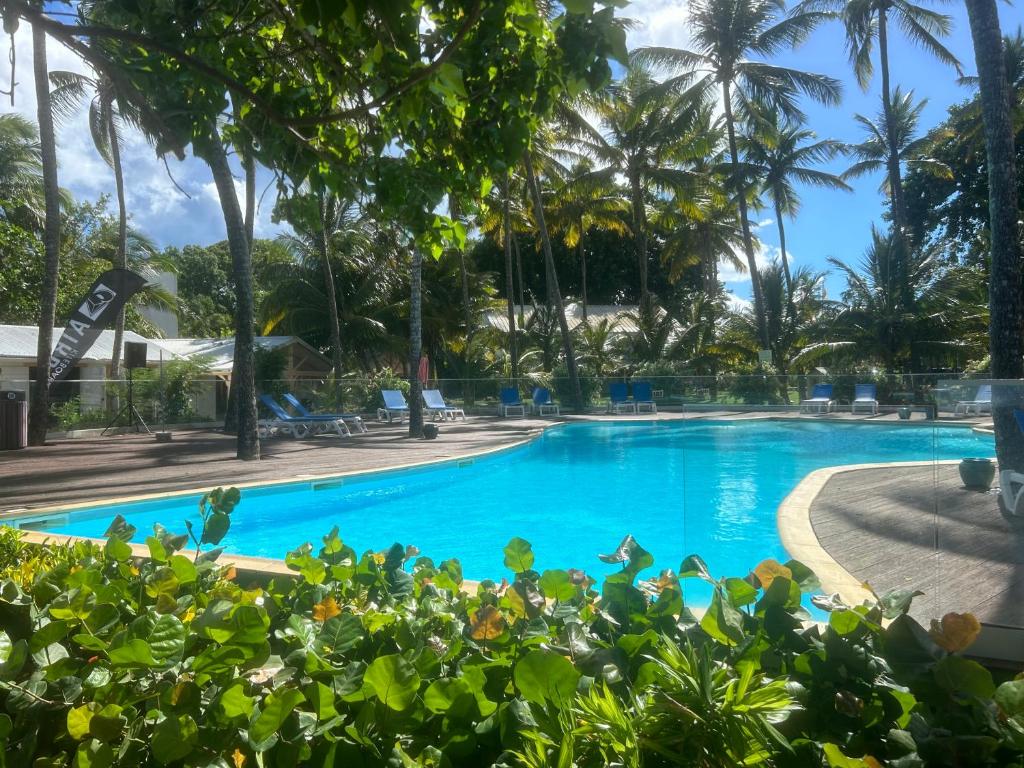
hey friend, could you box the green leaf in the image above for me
[700,589,744,646]
[678,554,712,581]
[822,743,870,767]
[934,656,995,699]
[317,614,364,654]
[148,615,185,661]
[104,536,132,563]
[219,682,255,719]
[107,639,159,668]
[168,555,197,585]
[68,704,94,740]
[879,589,924,619]
[539,570,576,601]
[514,650,581,706]
[201,512,231,545]
[424,678,470,714]
[724,578,758,608]
[305,681,337,721]
[830,610,863,636]
[364,654,420,712]
[152,715,197,764]
[74,739,113,768]
[503,538,534,573]
[250,688,306,743]
[996,679,1024,717]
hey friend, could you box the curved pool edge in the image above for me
[776,459,961,606]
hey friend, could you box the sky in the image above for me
[1,2,1021,306]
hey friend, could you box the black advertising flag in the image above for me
[48,268,148,386]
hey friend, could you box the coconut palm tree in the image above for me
[575,316,623,378]
[796,0,961,232]
[28,21,62,446]
[635,0,842,348]
[0,114,47,226]
[741,117,850,299]
[48,69,157,383]
[842,88,952,206]
[570,65,712,308]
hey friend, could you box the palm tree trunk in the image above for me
[202,130,259,460]
[877,8,907,233]
[451,198,475,405]
[701,222,717,330]
[408,246,424,438]
[318,194,344,410]
[630,177,649,308]
[513,233,525,325]
[579,234,588,320]
[524,151,583,411]
[722,80,769,350]
[502,176,520,381]
[773,198,793,299]
[28,22,61,446]
[108,102,127,398]
[966,0,1024,474]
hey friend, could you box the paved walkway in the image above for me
[810,464,1024,627]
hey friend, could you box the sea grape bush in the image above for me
[0,490,1022,767]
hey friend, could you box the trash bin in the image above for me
[0,391,28,450]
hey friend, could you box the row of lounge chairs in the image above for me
[800,383,993,416]
[378,389,467,423]
[258,393,367,439]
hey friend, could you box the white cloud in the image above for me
[719,241,793,285]
[725,292,751,313]
[625,0,693,51]
[0,28,287,250]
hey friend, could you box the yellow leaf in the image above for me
[754,559,792,590]
[470,604,506,641]
[371,552,386,566]
[232,747,246,768]
[223,566,237,581]
[929,612,981,653]
[864,757,883,768]
[312,596,341,622]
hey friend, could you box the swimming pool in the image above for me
[22,420,993,587]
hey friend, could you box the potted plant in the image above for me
[959,457,996,490]
[898,406,912,420]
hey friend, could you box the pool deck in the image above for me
[804,463,1024,630]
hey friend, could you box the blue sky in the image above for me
[2,1,1021,305]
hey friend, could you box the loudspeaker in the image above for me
[124,341,148,370]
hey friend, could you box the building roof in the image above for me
[160,336,329,373]
[0,325,178,364]
[483,303,643,334]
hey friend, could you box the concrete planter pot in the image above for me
[898,407,912,420]
[959,458,995,490]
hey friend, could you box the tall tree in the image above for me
[502,176,520,381]
[408,245,424,438]
[28,21,61,446]
[799,0,961,232]
[637,0,841,347]
[741,117,850,299]
[965,0,1024,476]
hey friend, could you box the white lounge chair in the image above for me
[422,389,465,421]
[851,383,878,415]
[800,383,836,414]
[954,384,992,416]
[258,394,351,438]
[1000,471,1024,516]
[283,392,366,433]
[378,389,410,423]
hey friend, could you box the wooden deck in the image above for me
[810,464,1024,627]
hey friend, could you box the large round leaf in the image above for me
[514,650,580,706]
[364,654,421,711]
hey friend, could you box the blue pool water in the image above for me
[26,421,993,592]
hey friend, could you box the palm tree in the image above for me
[570,66,710,308]
[964,0,1024,475]
[575,317,623,378]
[635,0,841,348]
[0,114,47,227]
[842,88,951,209]
[48,69,156,384]
[28,21,62,446]
[741,117,850,299]
[797,0,961,232]
[544,161,629,318]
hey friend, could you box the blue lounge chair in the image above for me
[851,384,878,415]
[955,384,992,416]
[258,394,350,438]
[378,389,410,423]
[422,389,465,421]
[499,387,525,418]
[531,387,559,417]
[800,383,835,414]
[283,392,367,433]
[632,381,657,414]
[607,382,635,414]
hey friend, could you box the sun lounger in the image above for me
[422,389,466,421]
[954,384,992,416]
[607,382,636,414]
[800,383,835,414]
[258,394,351,438]
[283,392,367,433]
[531,387,559,416]
[851,383,878,415]
[632,381,657,414]
[999,410,1024,516]
[499,387,525,417]
[378,389,410,423]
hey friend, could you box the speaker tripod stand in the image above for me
[102,367,151,435]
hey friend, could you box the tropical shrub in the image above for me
[47,398,108,431]
[133,359,213,424]
[349,367,411,413]
[1,492,1022,767]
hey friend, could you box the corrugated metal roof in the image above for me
[160,336,300,372]
[0,325,178,364]
[483,303,642,334]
